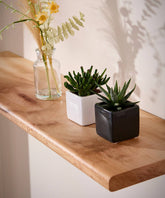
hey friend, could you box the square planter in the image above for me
[95,103,139,143]
[66,91,100,126]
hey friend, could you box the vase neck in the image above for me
[35,48,56,60]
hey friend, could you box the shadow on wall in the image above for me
[100,0,165,100]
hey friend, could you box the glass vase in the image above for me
[33,49,62,100]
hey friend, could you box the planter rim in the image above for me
[95,102,139,114]
[66,90,99,99]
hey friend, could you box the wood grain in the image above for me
[0,51,165,191]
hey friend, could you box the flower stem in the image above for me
[0,1,31,19]
[0,19,39,35]
[48,57,60,94]
[42,54,51,99]
[27,0,36,15]
[39,30,52,99]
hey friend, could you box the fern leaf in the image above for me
[52,28,60,43]
[54,36,60,43]
[65,22,75,36]
[62,23,68,39]
[80,12,85,21]
[69,18,79,30]
[73,16,84,27]
[57,26,64,41]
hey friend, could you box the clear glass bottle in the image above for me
[33,49,62,100]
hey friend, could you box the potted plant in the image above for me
[64,66,110,126]
[95,79,139,143]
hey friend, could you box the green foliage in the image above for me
[64,66,110,96]
[96,79,139,111]
[0,0,85,44]
[54,12,85,43]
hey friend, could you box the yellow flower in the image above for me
[49,1,59,14]
[36,12,48,24]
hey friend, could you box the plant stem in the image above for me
[42,54,51,98]
[27,0,36,15]
[0,1,31,19]
[39,29,52,98]
[0,19,39,34]
[48,57,60,94]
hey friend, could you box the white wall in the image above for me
[28,133,165,198]
[0,0,24,56]
[0,115,30,198]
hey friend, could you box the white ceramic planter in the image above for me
[66,91,100,126]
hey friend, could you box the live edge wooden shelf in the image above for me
[0,51,165,192]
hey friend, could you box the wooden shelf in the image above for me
[0,51,165,191]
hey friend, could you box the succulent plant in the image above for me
[64,66,110,96]
[96,79,139,111]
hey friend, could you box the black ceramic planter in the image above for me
[95,103,139,143]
